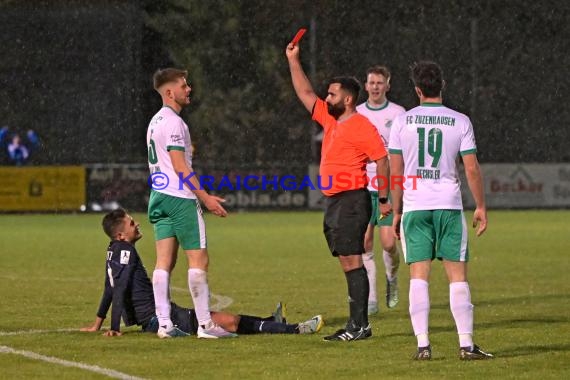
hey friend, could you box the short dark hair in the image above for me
[153,68,188,91]
[102,208,127,239]
[328,76,361,105]
[366,65,391,83]
[410,61,443,98]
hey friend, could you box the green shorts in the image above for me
[369,191,393,227]
[401,210,468,264]
[147,191,207,250]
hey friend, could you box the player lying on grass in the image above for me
[81,208,323,338]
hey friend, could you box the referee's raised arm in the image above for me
[285,42,317,113]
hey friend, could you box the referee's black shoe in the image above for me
[323,322,371,341]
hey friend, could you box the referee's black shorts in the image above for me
[323,188,371,256]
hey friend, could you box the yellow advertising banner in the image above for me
[0,166,85,211]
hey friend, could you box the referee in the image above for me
[286,42,391,341]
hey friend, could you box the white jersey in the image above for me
[357,101,406,191]
[146,106,196,199]
[388,103,477,211]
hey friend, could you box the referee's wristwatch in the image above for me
[378,197,388,204]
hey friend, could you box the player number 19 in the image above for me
[417,127,442,168]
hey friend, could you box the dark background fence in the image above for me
[1,0,568,169]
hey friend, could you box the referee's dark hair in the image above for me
[328,76,361,105]
[410,61,444,98]
[102,208,127,239]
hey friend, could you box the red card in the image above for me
[291,28,307,46]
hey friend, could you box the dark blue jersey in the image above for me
[96,240,155,331]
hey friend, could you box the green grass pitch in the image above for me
[0,210,568,379]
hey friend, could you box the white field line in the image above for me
[0,345,147,380]
[170,287,233,311]
[0,328,78,336]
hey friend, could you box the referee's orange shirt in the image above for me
[312,99,387,196]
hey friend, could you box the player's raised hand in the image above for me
[472,207,487,236]
[204,194,227,217]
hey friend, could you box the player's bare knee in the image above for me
[382,241,396,253]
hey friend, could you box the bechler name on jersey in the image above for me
[416,168,441,179]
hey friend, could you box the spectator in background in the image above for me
[0,126,9,165]
[7,134,29,166]
[0,126,9,144]
[26,129,40,150]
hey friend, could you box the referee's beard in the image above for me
[327,102,345,119]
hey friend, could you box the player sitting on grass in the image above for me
[81,208,323,338]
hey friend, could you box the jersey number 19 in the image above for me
[417,127,442,168]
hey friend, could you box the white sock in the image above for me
[362,251,377,303]
[188,268,211,326]
[383,248,400,280]
[450,281,474,349]
[409,279,430,347]
[152,269,172,330]
[416,333,429,348]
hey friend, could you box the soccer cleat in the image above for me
[363,324,372,338]
[412,345,432,360]
[197,321,238,339]
[368,301,379,315]
[272,302,287,324]
[459,344,494,360]
[297,315,324,334]
[323,321,371,341]
[386,276,399,308]
[157,325,190,339]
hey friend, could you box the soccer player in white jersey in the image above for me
[389,61,493,360]
[357,66,406,315]
[146,68,234,339]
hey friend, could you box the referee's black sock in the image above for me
[345,266,369,329]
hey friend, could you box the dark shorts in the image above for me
[142,302,199,334]
[323,188,371,256]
